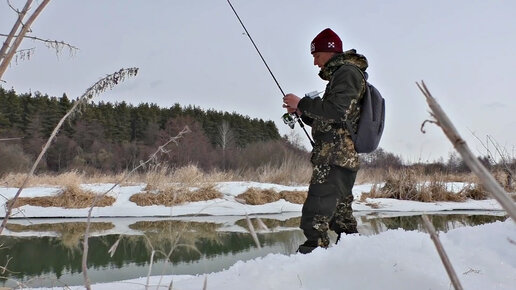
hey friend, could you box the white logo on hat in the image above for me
[311,43,315,52]
[328,42,335,48]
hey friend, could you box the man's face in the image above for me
[312,52,336,68]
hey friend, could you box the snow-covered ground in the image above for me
[0,182,505,218]
[0,182,514,289]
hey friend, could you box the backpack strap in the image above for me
[343,64,368,136]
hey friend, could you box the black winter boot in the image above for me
[296,240,318,254]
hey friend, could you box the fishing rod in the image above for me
[226,0,314,146]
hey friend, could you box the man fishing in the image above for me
[282,28,369,254]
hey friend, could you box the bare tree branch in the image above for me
[7,0,20,13]
[416,81,516,222]
[0,33,78,58]
[0,0,50,79]
[0,0,33,62]
[471,132,515,190]
[0,33,78,50]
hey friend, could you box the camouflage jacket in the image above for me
[298,50,368,171]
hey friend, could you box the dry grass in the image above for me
[143,166,171,191]
[144,164,238,191]
[7,184,115,208]
[236,188,280,205]
[361,166,515,202]
[460,184,490,200]
[279,190,307,204]
[169,164,237,184]
[356,168,388,185]
[0,162,310,188]
[2,164,509,206]
[361,169,468,202]
[439,172,478,183]
[242,156,312,185]
[130,185,223,206]
[356,167,480,185]
[235,188,307,205]
[491,169,516,192]
[2,171,85,187]
[1,170,137,187]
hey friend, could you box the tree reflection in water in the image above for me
[0,213,506,287]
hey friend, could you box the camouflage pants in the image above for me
[300,164,357,247]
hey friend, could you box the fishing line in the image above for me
[226,0,285,97]
[226,0,314,146]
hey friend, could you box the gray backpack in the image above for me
[345,69,385,153]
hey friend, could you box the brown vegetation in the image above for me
[143,165,236,191]
[237,148,312,185]
[0,161,310,188]
[1,164,512,207]
[361,169,466,202]
[129,185,222,206]
[7,184,115,208]
[360,168,499,202]
[1,171,135,188]
[236,188,307,205]
[460,184,490,200]
[279,190,307,204]
[236,188,280,205]
[0,143,32,177]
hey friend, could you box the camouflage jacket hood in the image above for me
[298,49,368,171]
[319,49,368,81]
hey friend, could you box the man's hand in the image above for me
[282,93,302,115]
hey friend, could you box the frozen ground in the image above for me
[0,182,505,218]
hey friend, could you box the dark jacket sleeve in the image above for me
[297,65,363,123]
[300,113,314,126]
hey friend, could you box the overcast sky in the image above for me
[2,0,515,163]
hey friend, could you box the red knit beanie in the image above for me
[310,28,343,54]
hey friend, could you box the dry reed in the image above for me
[1,170,136,187]
[130,185,223,206]
[460,184,490,200]
[236,188,280,205]
[362,169,468,202]
[0,162,310,188]
[143,164,238,192]
[7,184,115,208]
[279,190,307,204]
[246,156,312,185]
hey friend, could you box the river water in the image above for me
[0,211,507,288]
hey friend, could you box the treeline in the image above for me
[3,87,513,182]
[0,87,298,175]
[361,148,515,178]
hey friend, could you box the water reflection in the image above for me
[358,212,507,235]
[0,212,507,287]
